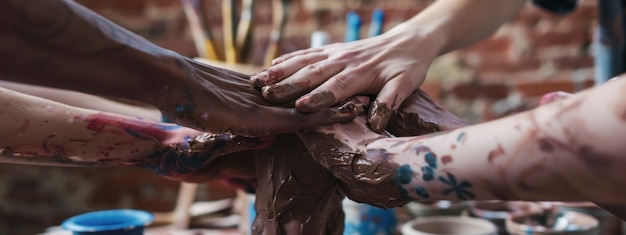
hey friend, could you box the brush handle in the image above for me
[368,8,384,37]
[344,11,362,42]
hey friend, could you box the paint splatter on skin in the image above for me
[411,146,438,181]
[77,113,173,141]
[425,152,437,168]
[422,166,434,181]
[487,143,505,164]
[440,172,475,200]
[441,155,453,165]
[456,132,466,143]
[396,164,414,184]
[415,185,430,198]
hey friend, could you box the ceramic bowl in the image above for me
[401,216,497,235]
[506,210,599,235]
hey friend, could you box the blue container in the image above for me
[62,209,154,235]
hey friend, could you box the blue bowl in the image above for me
[62,209,154,235]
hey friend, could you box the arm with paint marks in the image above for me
[302,76,626,208]
[0,0,358,136]
[0,86,271,184]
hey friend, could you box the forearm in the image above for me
[0,0,190,106]
[368,78,626,204]
[0,86,184,167]
[394,0,527,55]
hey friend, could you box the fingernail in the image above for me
[250,72,269,87]
[367,101,392,133]
[262,83,308,104]
[295,91,336,113]
[271,58,283,65]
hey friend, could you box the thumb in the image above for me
[367,78,415,133]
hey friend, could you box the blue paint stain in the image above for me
[421,166,434,181]
[176,105,186,113]
[124,129,154,141]
[414,185,429,199]
[158,124,183,131]
[425,152,437,169]
[456,132,466,142]
[439,172,475,200]
[398,187,412,200]
[161,115,172,123]
[396,164,414,184]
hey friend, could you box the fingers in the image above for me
[292,71,367,113]
[250,51,327,88]
[261,60,344,104]
[254,101,362,135]
[270,47,324,65]
[367,76,416,133]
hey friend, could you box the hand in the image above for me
[251,25,444,133]
[159,59,360,136]
[298,89,465,207]
[133,127,272,189]
[387,89,467,137]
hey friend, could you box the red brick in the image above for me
[465,37,513,53]
[530,30,590,47]
[553,56,594,69]
[451,82,509,100]
[514,79,594,97]
[469,52,542,73]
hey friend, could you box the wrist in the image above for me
[131,54,191,110]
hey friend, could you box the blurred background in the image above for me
[0,0,599,234]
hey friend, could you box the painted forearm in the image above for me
[367,78,626,205]
[0,86,180,166]
[0,86,275,182]
[0,0,190,106]
[396,0,527,55]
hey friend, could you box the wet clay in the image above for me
[252,134,345,234]
[387,89,467,137]
[367,100,393,133]
[298,130,412,208]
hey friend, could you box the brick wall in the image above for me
[2,0,598,233]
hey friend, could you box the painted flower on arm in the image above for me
[439,172,475,200]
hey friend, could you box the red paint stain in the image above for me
[487,143,505,164]
[75,113,170,141]
[450,144,456,149]
[441,155,453,165]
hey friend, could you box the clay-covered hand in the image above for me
[130,125,271,187]
[160,59,360,136]
[298,89,465,207]
[251,25,443,133]
[386,89,467,137]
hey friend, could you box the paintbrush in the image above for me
[367,8,384,37]
[236,0,255,63]
[344,11,362,42]
[263,0,289,67]
[181,0,221,61]
[223,0,238,64]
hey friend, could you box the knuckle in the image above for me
[331,75,352,92]
[305,63,325,77]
